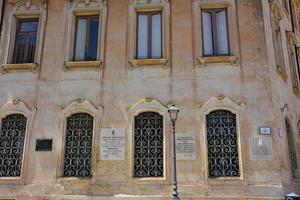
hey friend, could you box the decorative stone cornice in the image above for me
[129,0,169,5]
[286,31,296,46]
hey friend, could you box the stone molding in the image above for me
[193,0,240,67]
[0,0,47,73]
[197,96,246,182]
[0,98,36,184]
[64,0,107,71]
[127,0,170,69]
[56,99,103,180]
[127,97,170,184]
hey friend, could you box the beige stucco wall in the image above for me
[0,0,299,199]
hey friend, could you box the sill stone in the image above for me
[64,60,102,70]
[1,63,38,74]
[196,56,239,67]
[128,58,169,69]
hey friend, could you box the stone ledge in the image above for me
[196,56,239,67]
[64,60,102,70]
[276,66,288,82]
[128,58,169,69]
[1,63,39,73]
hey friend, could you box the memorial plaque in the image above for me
[100,128,126,160]
[250,137,273,160]
[175,133,196,160]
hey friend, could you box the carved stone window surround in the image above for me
[127,0,170,69]
[127,97,170,184]
[0,98,36,184]
[56,99,103,181]
[64,0,107,71]
[198,96,246,183]
[193,0,240,67]
[0,0,47,73]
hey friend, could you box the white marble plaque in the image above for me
[175,133,196,160]
[250,137,273,160]
[100,128,126,160]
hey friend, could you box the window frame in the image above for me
[201,8,230,57]
[193,0,240,67]
[56,99,102,181]
[136,11,162,60]
[0,99,36,185]
[127,0,170,69]
[73,15,99,62]
[127,98,169,184]
[12,18,39,64]
[63,0,107,70]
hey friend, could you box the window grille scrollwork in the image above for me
[63,113,94,177]
[0,114,27,177]
[134,112,164,177]
[206,110,240,178]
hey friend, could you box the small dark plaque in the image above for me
[35,139,53,151]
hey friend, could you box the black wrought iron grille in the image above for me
[134,112,164,177]
[0,114,27,177]
[206,110,240,178]
[63,113,93,177]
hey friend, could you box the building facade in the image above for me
[0,0,299,199]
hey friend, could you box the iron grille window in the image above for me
[12,19,38,64]
[201,8,230,57]
[133,112,163,177]
[206,110,240,178]
[63,113,94,177]
[0,114,27,177]
[285,118,298,178]
[74,15,99,61]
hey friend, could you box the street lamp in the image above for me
[168,104,180,200]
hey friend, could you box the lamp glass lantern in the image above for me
[168,104,179,122]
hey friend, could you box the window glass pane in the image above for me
[14,35,26,63]
[28,35,37,63]
[20,20,38,32]
[137,14,148,59]
[202,11,213,56]
[74,18,87,61]
[87,17,99,61]
[216,10,229,55]
[151,14,161,58]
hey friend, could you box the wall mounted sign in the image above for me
[258,126,272,135]
[100,128,125,160]
[250,137,273,160]
[175,133,196,160]
[35,139,53,151]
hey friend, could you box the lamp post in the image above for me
[168,104,180,200]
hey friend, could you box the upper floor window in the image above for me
[136,12,162,59]
[201,8,229,57]
[12,19,39,64]
[285,118,298,178]
[74,15,99,61]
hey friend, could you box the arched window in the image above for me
[285,118,298,178]
[63,113,94,177]
[133,111,163,177]
[0,114,27,177]
[206,110,240,178]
